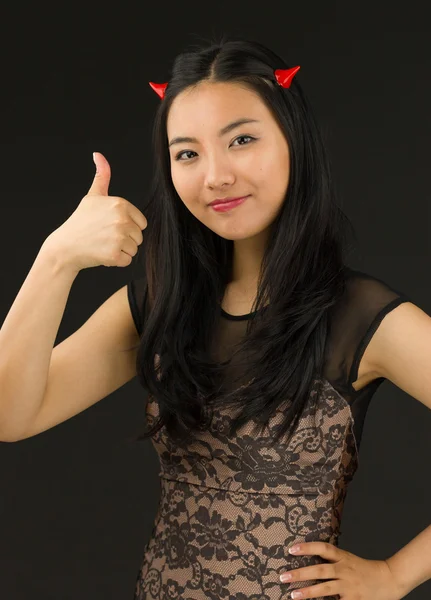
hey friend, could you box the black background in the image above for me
[0,2,430,598]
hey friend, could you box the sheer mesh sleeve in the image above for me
[325,268,412,398]
[345,269,411,392]
[127,274,148,338]
[322,268,413,449]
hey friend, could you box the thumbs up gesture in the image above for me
[45,153,148,272]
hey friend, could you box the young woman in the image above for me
[126,36,431,600]
[1,36,429,599]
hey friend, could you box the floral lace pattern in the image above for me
[133,378,358,600]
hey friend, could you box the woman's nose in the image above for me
[204,156,236,189]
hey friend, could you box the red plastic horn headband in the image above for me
[148,81,168,100]
[148,66,300,100]
[274,65,301,88]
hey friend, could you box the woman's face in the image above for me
[166,81,290,241]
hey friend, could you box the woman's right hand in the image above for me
[44,152,148,272]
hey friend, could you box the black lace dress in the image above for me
[127,267,410,600]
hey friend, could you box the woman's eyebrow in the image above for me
[168,118,260,147]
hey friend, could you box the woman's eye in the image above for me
[175,150,196,162]
[174,135,256,162]
[231,134,255,146]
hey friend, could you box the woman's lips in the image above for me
[210,195,250,212]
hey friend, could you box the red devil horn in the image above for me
[274,66,301,89]
[148,81,168,100]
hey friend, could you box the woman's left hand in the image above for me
[279,542,405,599]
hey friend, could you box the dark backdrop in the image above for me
[1,2,430,598]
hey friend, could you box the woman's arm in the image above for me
[386,524,431,597]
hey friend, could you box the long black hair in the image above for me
[128,35,356,448]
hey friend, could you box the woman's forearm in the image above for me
[385,523,431,597]
[0,238,79,441]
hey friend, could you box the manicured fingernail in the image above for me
[289,545,301,553]
[291,592,302,599]
[280,572,292,582]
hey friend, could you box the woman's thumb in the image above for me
[87,151,111,196]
